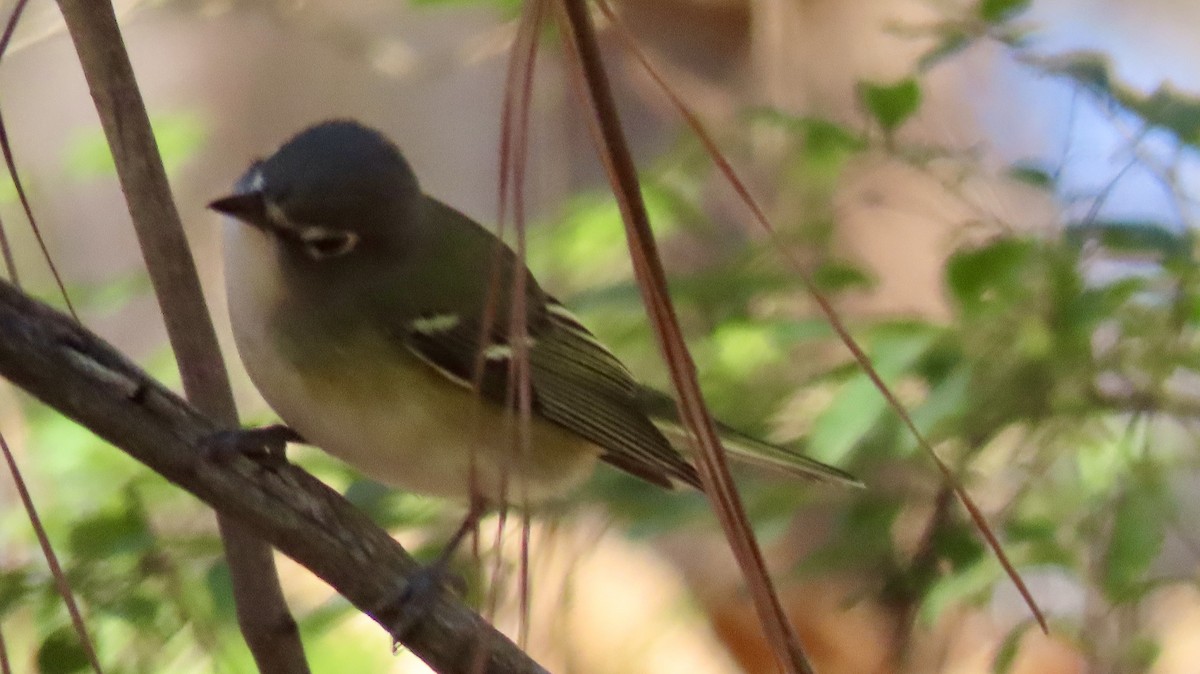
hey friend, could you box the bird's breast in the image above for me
[221,222,599,504]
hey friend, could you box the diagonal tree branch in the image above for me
[0,279,549,674]
[53,1,307,670]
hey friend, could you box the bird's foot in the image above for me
[203,424,304,469]
[384,502,484,647]
[384,560,469,649]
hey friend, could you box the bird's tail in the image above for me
[636,386,865,488]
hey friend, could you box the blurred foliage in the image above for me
[537,2,1200,672]
[4,0,1200,672]
[65,112,207,179]
[1024,50,1200,147]
[857,78,922,137]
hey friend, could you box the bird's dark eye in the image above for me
[298,226,359,259]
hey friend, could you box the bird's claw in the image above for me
[202,424,304,469]
[385,562,468,648]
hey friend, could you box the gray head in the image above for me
[210,120,423,261]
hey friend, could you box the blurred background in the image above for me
[3,0,1200,672]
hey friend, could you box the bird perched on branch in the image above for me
[210,120,860,508]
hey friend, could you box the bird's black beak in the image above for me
[208,191,267,228]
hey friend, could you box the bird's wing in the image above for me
[530,302,701,489]
[393,300,701,489]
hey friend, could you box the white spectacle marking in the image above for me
[298,227,359,258]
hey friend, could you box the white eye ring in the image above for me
[298,226,359,259]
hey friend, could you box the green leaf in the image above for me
[37,627,91,674]
[979,0,1032,24]
[1027,51,1200,148]
[746,110,865,150]
[992,622,1036,673]
[812,260,874,292]
[935,520,987,568]
[1121,636,1161,672]
[69,506,153,560]
[800,118,868,169]
[1076,433,1125,496]
[1028,50,1113,93]
[1065,219,1192,261]
[945,238,1035,314]
[858,78,922,133]
[0,569,30,617]
[808,323,937,463]
[711,320,785,374]
[111,591,161,624]
[1136,84,1200,146]
[1006,515,1057,544]
[918,32,973,72]
[1102,476,1169,603]
[918,557,998,625]
[1007,162,1054,189]
[529,185,679,290]
[900,364,970,453]
[744,110,866,176]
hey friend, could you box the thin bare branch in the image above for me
[0,0,77,316]
[0,112,81,309]
[0,279,550,674]
[0,110,77,315]
[53,1,307,669]
[493,0,548,649]
[0,432,102,672]
[0,5,93,665]
[556,2,816,672]
[594,0,1048,634]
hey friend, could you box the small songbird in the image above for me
[210,120,860,507]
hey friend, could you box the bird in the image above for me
[210,119,861,510]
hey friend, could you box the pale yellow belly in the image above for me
[222,223,600,504]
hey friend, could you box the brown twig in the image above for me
[0,432,103,672]
[0,279,549,674]
[593,0,1047,635]
[53,2,306,671]
[557,2,816,672]
[493,0,549,651]
[0,0,77,315]
[0,0,28,286]
[1,4,97,665]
